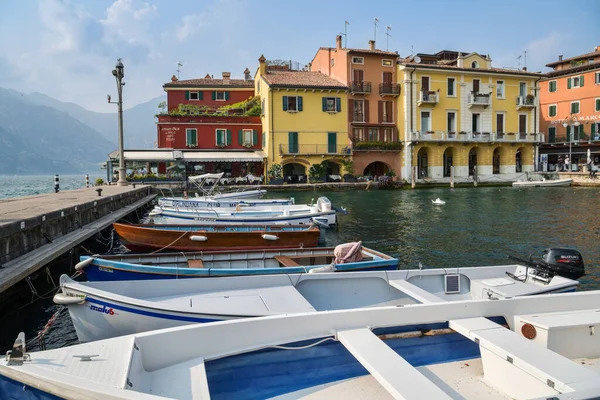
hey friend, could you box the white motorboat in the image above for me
[4,290,600,399]
[55,248,583,342]
[512,177,573,187]
[432,198,446,205]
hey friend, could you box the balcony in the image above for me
[468,93,491,108]
[352,141,402,151]
[410,131,545,143]
[516,95,536,110]
[417,91,438,106]
[279,144,351,155]
[379,83,400,96]
[350,81,372,95]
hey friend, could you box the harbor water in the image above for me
[1,182,599,353]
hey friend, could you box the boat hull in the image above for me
[149,210,337,226]
[512,178,573,187]
[114,223,321,252]
[158,197,293,209]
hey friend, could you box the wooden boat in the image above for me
[55,259,581,342]
[5,290,600,399]
[113,222,321,252]
[75,243,398,281]
[512,177,573,187]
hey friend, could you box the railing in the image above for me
[352,141,402,151]
[516,96,536,107]
[411,131,545,143]
[352,112,365,122]
[379,83,400,96]
[468,93,491,106]
[279,144,351,155]
[418,91,438,103]
[548,134,600,144]
[350,81,372,94]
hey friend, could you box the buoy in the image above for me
[53,293,86,305]
[308,265,335,273]
[190,235,208,242]
[74,257,94,271]
[262,234,279,241]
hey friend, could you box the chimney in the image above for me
[171,75,178,82]
[204,73,211,79]
[457,52,464,68]
[222,72,231,84]
[258,54,266,76]
[595,46,600,52]
[307,62,312,72]
[522,67,527,71]
[368,40,375,50]
[336,35,342,50]
[244,68,251,81]
[558,55,563,62]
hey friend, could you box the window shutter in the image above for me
[212,91,217,100]
[567,78,572,89]
[185,91,190,100]
[238,130,243,145]
[378,101,383,123]
[364,100,370,122]
[592,124,596,136]
[186,130,191,144]
[566,126,571,141]
[297,96,303,111]
[328,132,336,153]
[348,99,354,120]
[386,101,393,122]
[322,97,327,112]
[225,91,230,100]
[580,76,584,87]
[226,129,232,145]
[198,91,203,100]
[596,99,600,111]
[336,97,341,112]
[262,132,265,147]
[216,131,223,145]
[253,130,258,146]
[288,132,294,153]
[282,96,288,111]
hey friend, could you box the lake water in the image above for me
[1,180,599,353]
[0,174,104,199]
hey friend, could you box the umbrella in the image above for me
[588,148,592,165]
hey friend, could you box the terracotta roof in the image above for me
[543,61,600,78]
[164,78,254,88]
[318,46,399,57]
[546,51,600,67]
[261,70,347,89]
[399,62,543,77]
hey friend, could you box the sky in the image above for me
[0,0,598,113]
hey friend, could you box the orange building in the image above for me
[539,46,600,171]
[311,36,402,177]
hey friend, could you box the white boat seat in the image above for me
[388,279,446,304]
[337,327,451,399]
[450,317,600,395]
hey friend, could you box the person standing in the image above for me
[564,155,570,172]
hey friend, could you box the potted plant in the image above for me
[308,163,326,183]
[95,178,104,186]
[267,163,283,184]
[526,94,535,105]
[386,170,397,181]
[448,131,456,138]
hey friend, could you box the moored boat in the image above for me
[5,290,600,399]
[55,250,583,342]
[157,196,294,210]
[512,177,573,187]
[113,222,321,252]
[76,242,398,281]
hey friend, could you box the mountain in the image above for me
[0,88,115,174]
[26,92,165,148]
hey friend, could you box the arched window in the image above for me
[471,61,479,68]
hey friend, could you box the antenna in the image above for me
[409,45,415,56]
[340,20,350,48]
[374,17,379,42]
[516,54,522,69]
[385,25,392,51]
[177,62,183,79]
[524,50,527,69]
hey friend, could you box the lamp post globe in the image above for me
[114,58,128,186]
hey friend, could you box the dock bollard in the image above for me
[95,188,103,197]
[85,174,90,188]
[54,175,60,193]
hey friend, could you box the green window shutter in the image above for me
[238,130,243,145]
[549,128,556,143]
[596,99,600,111]
[262,132,265,147]
[580,75,584,87]
[288,132,298,153]
[192,130,197,145]
[226,129,232,145]
[336,97,341,112]
[549,105,556,117]
[322,97,327,112]
[282,96,288,111]
[186,130,191,144]
[252,130,258,146]
[225,91,230,101]
[549,81,556,92]
[567,78,572,89]
[297,96,303,111]
[216,131,223,145]
[185,91,190,100]
[566,126,571,141]
[328,132,337,153]
[198,91,203,100]
[212,91,216,100]
[592,124,596,137]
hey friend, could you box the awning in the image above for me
[112,150,266,162]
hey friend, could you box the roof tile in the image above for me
[164,78,254,88]
[262,71,347,89]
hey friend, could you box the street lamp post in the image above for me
[111,59,128,186]
[562,116,580,172]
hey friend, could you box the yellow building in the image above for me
[398,51,543,182]
[255,55,350,182]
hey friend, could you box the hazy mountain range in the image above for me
[0,87,164,175]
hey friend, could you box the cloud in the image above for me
[176,13,206,42]
[173,0,249,43]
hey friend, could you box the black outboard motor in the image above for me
[540,248,585,280]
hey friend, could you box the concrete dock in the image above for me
[0,185,155,295]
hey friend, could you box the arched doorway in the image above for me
[493,148,501,174]
[283,163,307,183]
[468,148,478,176]
[322,160,341,181]
[417,148,428,178]
[515,148,523,173]
[363,161,390,177]
[443,147,454,177]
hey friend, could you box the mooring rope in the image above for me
[149,231,189,254]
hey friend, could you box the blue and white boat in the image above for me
[158,196,295,210]
[75,243,398,281]
[4,290,600,399]
[55,259,581,342]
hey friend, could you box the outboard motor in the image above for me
[316,197,332,212]
[540,248,585,280]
